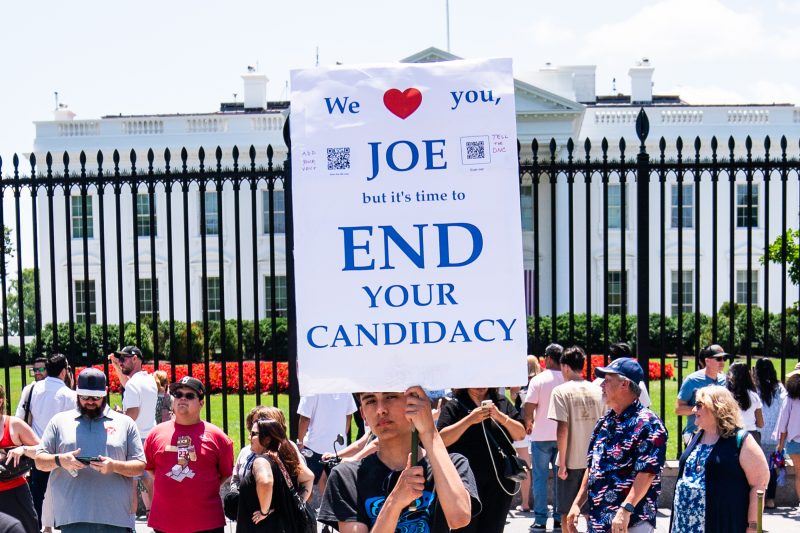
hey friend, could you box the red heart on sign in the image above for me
[383,88,422,119]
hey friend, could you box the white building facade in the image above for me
[31,49,800,329]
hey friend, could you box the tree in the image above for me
[0,226,12,280]
[6,268,38,336]
[761,229,800,286]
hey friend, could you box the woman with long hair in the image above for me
[670,386,769,532]
[752,358,786,508]
[726,362,764,442]
[0,384,41,533]
[437,387,526,533]
[776,373,800,512]
[237,419,314,532]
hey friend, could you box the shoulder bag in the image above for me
[0,448,34,481]
[274,456,317,533]
[481,418,528,496]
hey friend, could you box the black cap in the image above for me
[169,376,205,397]
[76,368,107,397]
[115,346,143,359]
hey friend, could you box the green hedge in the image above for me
[527,303,799,357]
[13,302,798,364]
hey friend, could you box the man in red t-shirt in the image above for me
[144,377,233,533]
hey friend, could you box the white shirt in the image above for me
[14,382,36,420]
[741,389,763,431]
[122,370,158,438]
[29,376,76,437]
[297,393,357,454]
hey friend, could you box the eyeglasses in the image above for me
[32,367,46,372]
[172,391,199,400]
[78,395,103,402]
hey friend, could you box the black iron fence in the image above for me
[0,109,798,455]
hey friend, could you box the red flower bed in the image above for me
[583,355,674,381]
[75,361,289,394]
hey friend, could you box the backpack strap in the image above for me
[22,384,35,426]
[736,429,748,450]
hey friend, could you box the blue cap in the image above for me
[595,357,644,384]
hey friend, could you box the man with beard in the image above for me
[35,368,146,533]
[109,345,157,518]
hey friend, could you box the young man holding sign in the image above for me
[318,387,478,532]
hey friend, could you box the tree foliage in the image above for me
[761,228,800,286]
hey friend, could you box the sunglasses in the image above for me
[78,395,103,402]
[706,355,725,362]
[172,391,199,400]
[250,431,259,438]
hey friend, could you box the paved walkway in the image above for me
[132,505,800,532]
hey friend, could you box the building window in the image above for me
[71,196,93,239]
[202,191,219,235]
[607,184,626,229]
[264,276,288,317]
[671,184,694,229]
[736,270,759,305]
[671,270,694,316]
[136,194,157,237]
[736,183,759,228]
[205,276,221,321]
[262,190,286,234]
[606,271,626,315]
[520,185,533,231]
[74,280,96,324]
[137,278,159,319]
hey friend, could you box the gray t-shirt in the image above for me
[38,406,145,529]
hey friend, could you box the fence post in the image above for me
[635,109,651,383]
[283,117,300,439]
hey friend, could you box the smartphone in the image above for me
[76,456,102,464]
[481,400,493,408]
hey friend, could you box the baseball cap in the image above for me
[169,376,205,397]
[114,346,143,359]
[594,357,644,385]
[700,345,732,361]
[76,368,107,397]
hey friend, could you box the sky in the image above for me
[3,0,800,163]
[1,0,799,267]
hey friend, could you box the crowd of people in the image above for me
[0,345,799,533]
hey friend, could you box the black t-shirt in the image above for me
[318,452,479,532]
[435,395,522,485]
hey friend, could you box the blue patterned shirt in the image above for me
[586,400,668,532]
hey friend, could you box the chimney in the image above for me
[570,66,596,103]
[242,71,268,110]
[54,106,76,121]
[629,58,654,103]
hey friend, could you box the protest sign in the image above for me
[290,58,526,394]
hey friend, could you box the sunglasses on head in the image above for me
[78,395,103,402]
[172,391,199,400]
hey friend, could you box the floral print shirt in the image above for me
[586,400,668,532]
[671,443,714,533]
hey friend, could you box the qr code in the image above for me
[460,136,490,165]
[327,147,350,171]
[465,140,485,160]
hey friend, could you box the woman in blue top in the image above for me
[671,386,769,533]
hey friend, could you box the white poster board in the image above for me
[290,58,526,394]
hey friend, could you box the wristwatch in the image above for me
[621,502,635,513]
[54,455,62,468]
